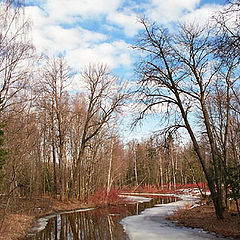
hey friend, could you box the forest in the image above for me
[0,0,240,235]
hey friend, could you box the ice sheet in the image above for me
[121,194,227,240]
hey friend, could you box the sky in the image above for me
[25,0,227,142]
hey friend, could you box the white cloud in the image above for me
[26,6,48,27]
[146,0,201,23]
[25,2,133,74]
[25,0,229,95]
[26,5,108,53]
[180,3,223,26]
[66,40,131,71]
[107,10,143,37]
[42,25,106,50]
[44,0,122,23]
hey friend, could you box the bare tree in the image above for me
[0,0,35,110]
[38,57,72,199]
[68,64,126,199]
[133,19,238,219]
[213,0,240,60]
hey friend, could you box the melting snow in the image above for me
[119,194,152,203]
[121,193,228,240]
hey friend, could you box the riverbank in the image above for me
[0,192,179,239]
[168,202,240,239]
[0,189,126,239]
[2,190,239,240]
[0,196,97,240]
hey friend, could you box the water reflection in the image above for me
[25,196,178,240]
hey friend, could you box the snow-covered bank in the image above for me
[119,194,153,203]
[120,193,228,240]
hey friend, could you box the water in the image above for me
[24,195,177,240]
[121,195,231,240]
[24,194,230,240]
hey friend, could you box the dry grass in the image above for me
[169,203,240,239]
[0,196,95,240]
[0,190,128,240]
[0,214,34,240]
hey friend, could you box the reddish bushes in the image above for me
[89,189,121,205]
[136,185,172,194]
[124,182,208,194]
[89,183,209,206]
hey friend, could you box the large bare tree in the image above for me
[68,64,126,199]
[133,19,238,219]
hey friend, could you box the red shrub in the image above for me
[123,182,209,195]
[89,189,121,205]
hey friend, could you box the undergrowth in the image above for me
[89,189,121,205]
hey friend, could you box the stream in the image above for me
[24,194,230,240]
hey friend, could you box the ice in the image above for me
[29,216,53,232]
[119,194,152,203]
[121,194,227,240]
[57,207,95,215]
[28,208,95,233]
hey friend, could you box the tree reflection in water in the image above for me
[25,196,178,240]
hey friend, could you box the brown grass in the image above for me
[0,196,95,240]
[0,214,34,240]
[0,190,129,240]
[168,203,240,239]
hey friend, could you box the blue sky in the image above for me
[25,0,227,142]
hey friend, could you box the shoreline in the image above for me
[0,197,100,240]
[1,192,239,239]
[0,193,179,239]
[168,202,240,239]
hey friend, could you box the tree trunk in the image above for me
[51,112,57,199]
[107,138,114,195]
[133,147,138,186]
[176,92,224,219]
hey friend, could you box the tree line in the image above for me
[0,0,239,221]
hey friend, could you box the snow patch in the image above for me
[119,194,152,203]
[121,193,227,240]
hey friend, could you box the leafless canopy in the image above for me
[133,18,240,219]
[0,0,35,110]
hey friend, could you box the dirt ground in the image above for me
[168,203,240,239]
[0,196,95,240]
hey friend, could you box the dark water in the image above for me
[25,195,178,240]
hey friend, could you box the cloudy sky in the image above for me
[25,0,227,141]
